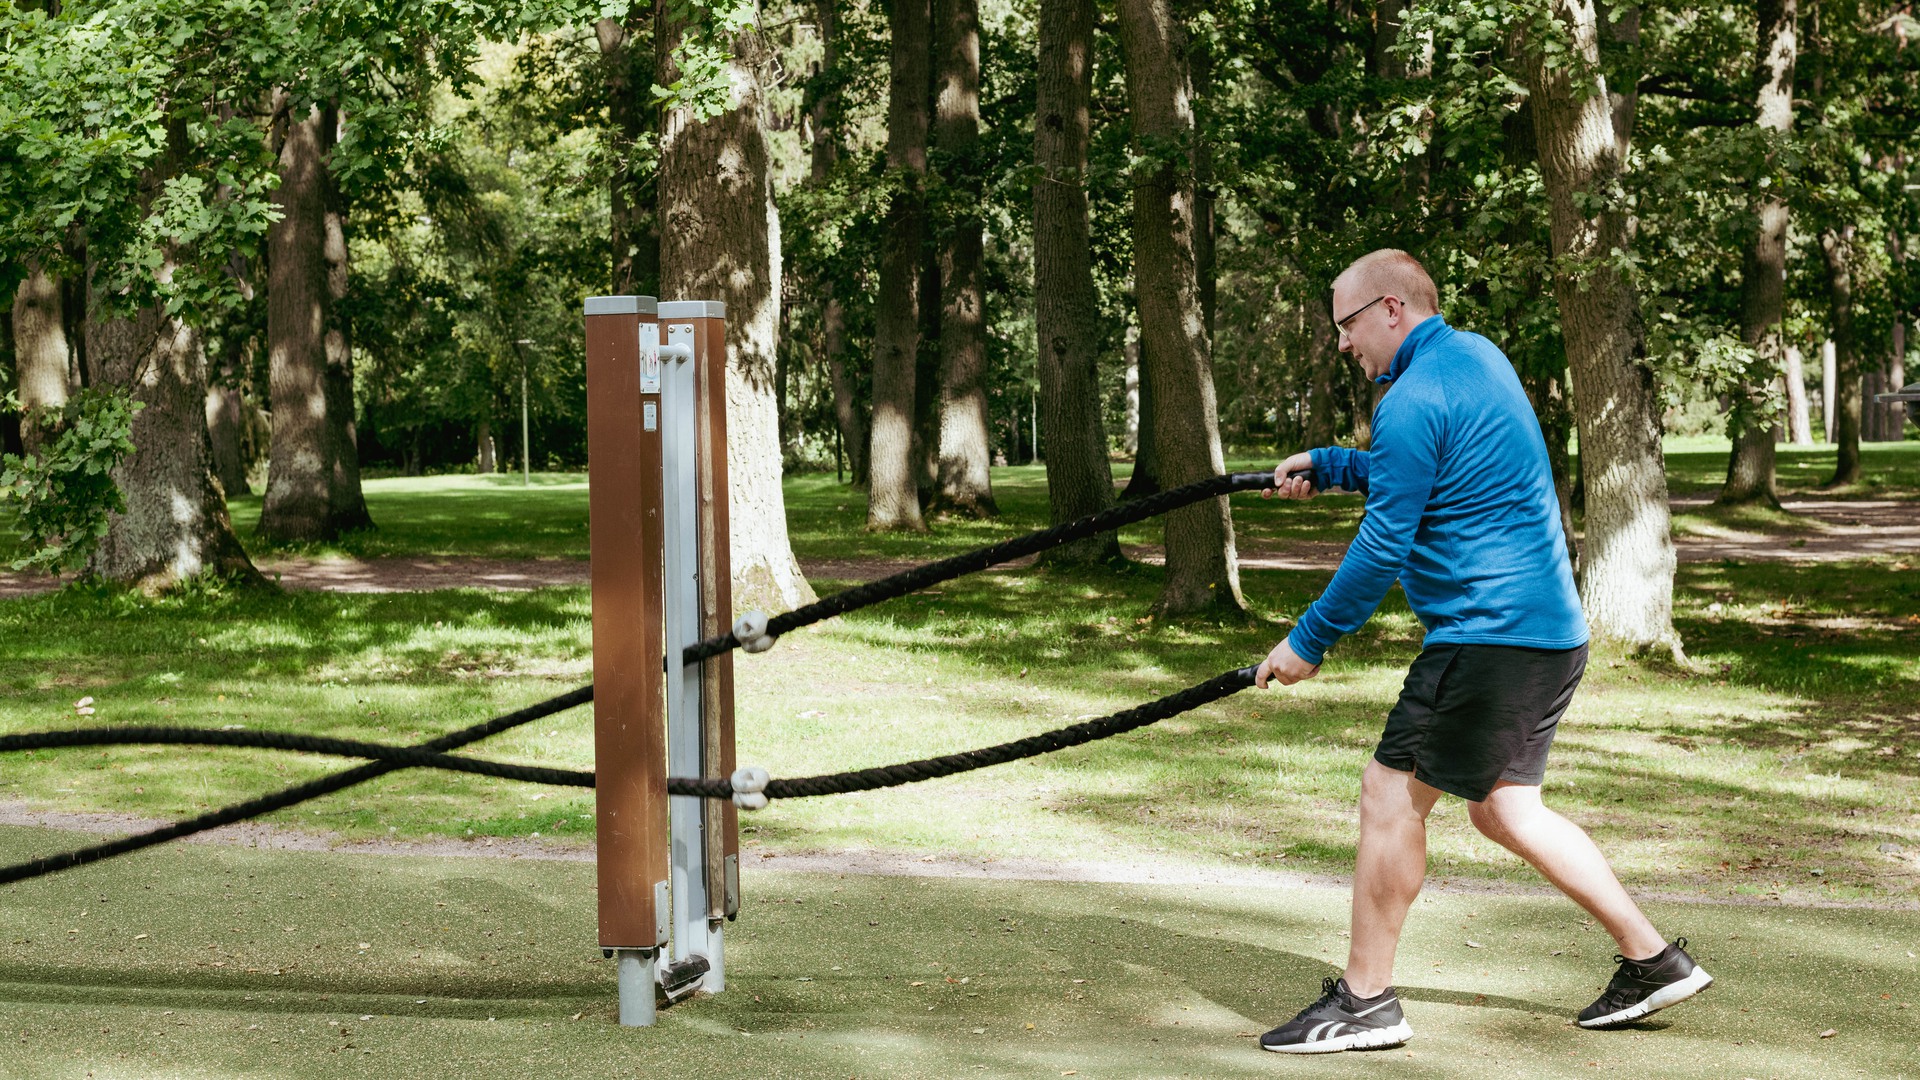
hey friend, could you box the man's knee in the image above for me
[1359,759,1437,823]
[1469,781,1544,840]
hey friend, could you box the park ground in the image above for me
[0,437,1916,1078]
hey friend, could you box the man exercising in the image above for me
[1252,250,1711,1054]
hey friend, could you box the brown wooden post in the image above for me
[583,295,669,1024]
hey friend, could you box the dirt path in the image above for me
[1,497,1911,598]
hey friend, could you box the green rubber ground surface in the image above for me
[1,827,1913,1079]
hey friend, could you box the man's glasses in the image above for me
[1335,295,1386,332]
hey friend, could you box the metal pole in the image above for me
[616,949,658,1026]
[514,339,534,486]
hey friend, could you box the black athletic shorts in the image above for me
[1374,642,1589,802]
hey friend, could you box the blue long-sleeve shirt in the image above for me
[1285,315,1587,664]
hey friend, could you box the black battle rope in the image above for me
[1,470,1289,884]
[670,665,1258,800]
[0,685,592,886]
[0,668,1256,882]
[681,471,1279,662]
[0,728,596,788]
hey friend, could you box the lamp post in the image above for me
[513,339,534,486]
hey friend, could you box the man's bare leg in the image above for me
[1342,760,1443,997]
[1467,780,1665,960]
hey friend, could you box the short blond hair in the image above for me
[1334,249,1440,315]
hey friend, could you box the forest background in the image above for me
[1,0,1916,651]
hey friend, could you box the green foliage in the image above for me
[0,388,144,573]
[657,0,759,119]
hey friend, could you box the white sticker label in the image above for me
[639,322,661,394]
[643,402,657,431]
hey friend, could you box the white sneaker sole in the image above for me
[1261,1020,1413,1054]
[1578,966,1714,1029]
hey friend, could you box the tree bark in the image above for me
[657,13,817,612]
[866,0,932,530]
[1721,0,1796,507]
[11,261,72,456]
[1303,297,1339,448]
[87,304,261,588]
[928,0,996,517]
[205,383,251,496]
[805,0,867,487]
[598,9,661,295]
[1114,0,1245,619]
[1119,320,1162,498]
[1033,0,1120,564]
[1783,345,1813,445]
[1821,227,1862,484]
[260,98,372,541]
[321,158,370,526]
[1524,371,1581,575]
[1524,0,1681,657]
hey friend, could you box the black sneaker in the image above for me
[1577,938,1713,1028]
[1260,976,1412,1054]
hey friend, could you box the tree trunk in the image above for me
[867,0,932,530]
[477,417,495,472]
[913,257,942,497]
[1721,0,1796,507]
[825,305,868,486]
[11,261,71,456]
[1186,7,1216,338]
[205,383,251,496]
[1114,0,1245,619]
[87,305,261,588]
[322,160,370,526]
[1304,297,1339,448]
[1783,345,1813,445]
[1821,227,1861,485]
[1119,321,1162,498]
[1350,362,1377,450]
[260,98,372,541]
[928,0,996,517]
[807,0,867,487]
[598,10,660,295]
[1123,332,1140,456]
[657,13,817,612]
[1524,0,1681,657]
[1524,371,1581,576]
[1034,0,1120,564]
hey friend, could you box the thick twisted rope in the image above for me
[681,471,1278,662]
[669,665,1256,800]
[0,666,1256,883]
[0,727,595,788]
[0,685,592,886]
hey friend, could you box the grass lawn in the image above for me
[0,437,1916,1074]
[0,832,1913,1080]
